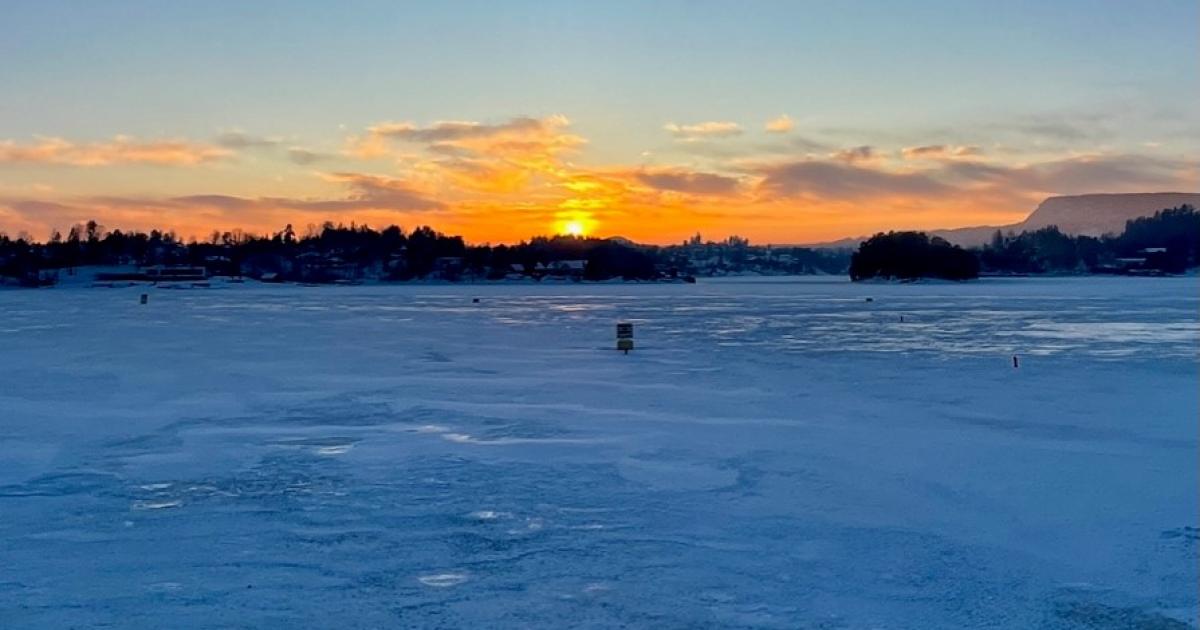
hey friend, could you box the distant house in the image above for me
[297,252,358,283]
[240,253,292,279]
[141,265,207,281]
[434,256,464,271]
[433,256,465,280]
[93,265,207,284]
[203,254,238,277]
[387,253,408,275]
[548,260,587,278]
[1098,257,1150,275]
[1137,247,1178,274]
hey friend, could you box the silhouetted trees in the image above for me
[850,232,979,281]
[1114,205,1199,273]
[979,205,1199,274]
[980,227,1081,273]
[0,222,678,284]
[850,205,1199,281]
[4,205,1195,286]
[584,241,658,280]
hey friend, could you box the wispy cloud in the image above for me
[109,173,443,218]
[901,145,983,160]
[0,136,231,166]
[286,147,330,165]
[664,121,743,141]
[631,168,743,196]
[941,153,1194,194]
[755,159,949,200]
[0,171,445,240]
[740,150,1196,239]
[214,131,284,149]
[830,145,878,164]
[3,108,1195,245]
[353,115,584,159]
[349,115,585,194]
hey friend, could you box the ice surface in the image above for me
[1,276,1196,628]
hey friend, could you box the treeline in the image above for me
[981,205,1199,274]
[0,221,670,285]
[667,234,850,276]
[850,205,1200,281]
[0,218,855,286]
[4,204,1193,286]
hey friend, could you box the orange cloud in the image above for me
[765,114,794,133]
[3,111,1195,247]
[0,136,231,166]
[0,171,445,241]
[354,115,583,158]
[349,115,585,194]
[8,150,1191,245]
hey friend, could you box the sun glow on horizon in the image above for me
[555,216,594,237]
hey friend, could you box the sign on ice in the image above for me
[616,322,634,354]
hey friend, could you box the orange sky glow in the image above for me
[2,114,1193,246]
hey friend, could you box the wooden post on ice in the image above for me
[1012,355,1019,369]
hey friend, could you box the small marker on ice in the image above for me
[1012,355,1019,369]
[616,322,634,354]
[140,293,148,305]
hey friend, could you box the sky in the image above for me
[0,0,1196,244]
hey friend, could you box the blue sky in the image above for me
[0,1,1196,242]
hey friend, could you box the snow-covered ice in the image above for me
[1,276,1196,628]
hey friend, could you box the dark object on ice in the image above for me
[140,293,148,305]
[899,315,904,322]
[472,297,480,303]
[617,322,634,354]
[865,297,873,302]
[1013,355,1019,369]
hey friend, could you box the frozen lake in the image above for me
[1,276,1197,628]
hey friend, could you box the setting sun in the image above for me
[551,211,596,238]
